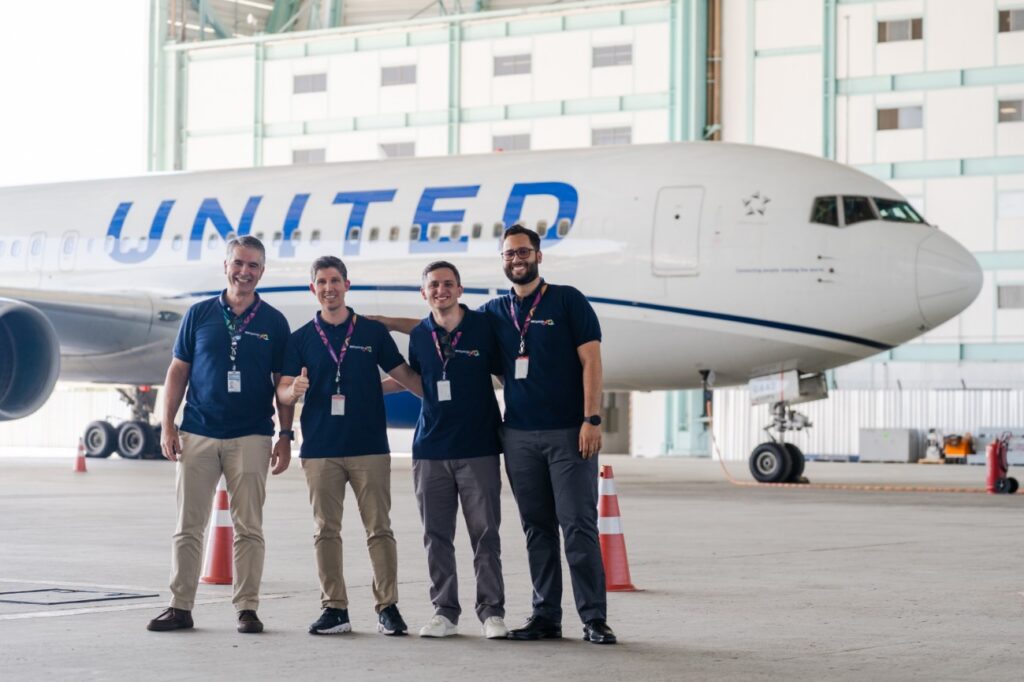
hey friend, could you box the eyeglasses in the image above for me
[501,247,536,261]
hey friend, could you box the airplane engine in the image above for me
[0,298,61,421]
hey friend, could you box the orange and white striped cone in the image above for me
[201,477,233,585]
[598,465,637,592]
[73,438,88,474]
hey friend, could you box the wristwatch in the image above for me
[583,415,602,426]
[278,429,295,439]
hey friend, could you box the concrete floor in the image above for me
[0,451,1022,681]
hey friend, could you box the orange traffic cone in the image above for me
[73,438,88,473]
[598,465,637,592]
[201,477,233,585]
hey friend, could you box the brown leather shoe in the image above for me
[237,610,264,634]
[147,607,194,632]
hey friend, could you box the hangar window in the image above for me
[311,230,322,246]
[877,18,922,42]
[293,148,325,164]
[593,44,633,68]
[389,226,400,242]
[381,65,416,86]
[592,126,632,146]
[557,218,571,237]
[380,141,415,159]
[997,285,1024,309]
[810,197,839,227]
[874,198,925,223]
[172,235,183,251]
[493,134,530,152]
[293,73,327,94]
[999,9,1024,32]
[999,100,1023,123]
[494,54,531,76]
[843,196,877,225]
[472,223,483,239]
[877,106,922,130]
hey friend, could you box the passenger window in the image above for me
[293,231,302,244]
[11,240,23,257]
[172,235,183,251]
[451,223,462,241]
[843,196,876,225]
[409,225,421,241]
[0,240,6,256]
[62,236,76,255]
[536,220,549,238]
[557,218,571,237]
[472,223,483,239]
[369,227,380,242]
[31,238,43,256]
[255,231,265,241]
[311,230,322,246]
[272,232,282,247]
[206,234,218,250]
[138,237,148,251]
[874,198,925,224]
[810,197,839,227]
[429,224,441,241]
[348,227,361,242]
[492,222,504,238]
[389,226,400,242]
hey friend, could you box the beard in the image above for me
[504,260,539,285]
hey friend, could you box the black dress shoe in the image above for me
[237,610,264,634]
[507,615,562,640]
[146,607,193,632]
[583,619,617,644]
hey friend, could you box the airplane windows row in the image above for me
[811,196,927,227]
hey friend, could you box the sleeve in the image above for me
[408,329,421,375]
[281,331,302,378]
[271,313,291,373]
[376,325,405,373]
[566,287,602,347]
[172,305,196,362]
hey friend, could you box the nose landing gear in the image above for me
[748,402,810,484]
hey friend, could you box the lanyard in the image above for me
[313,312,357,393]
[509,283,548,356]
[221,298,263,371]
[431,329,462,381]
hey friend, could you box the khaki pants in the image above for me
[169,432,271,612]
[301,454,397,612]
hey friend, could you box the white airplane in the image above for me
[0,142,982,481]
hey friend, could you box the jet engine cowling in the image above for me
[0,298,61,421]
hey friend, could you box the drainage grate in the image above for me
[0,588,159,606]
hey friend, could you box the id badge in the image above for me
[437,380,452,402]
[514,356,529,380]
[227,370,242,393]
[331,394,346,416]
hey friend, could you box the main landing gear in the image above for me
[748,402,809,484]
[83,386,163,460]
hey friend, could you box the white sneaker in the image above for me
[483,616,508,639]
[419,614,458,638]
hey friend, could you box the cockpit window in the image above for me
[842,196,876,225]
[811,196,839,226]
[874,198,926,223]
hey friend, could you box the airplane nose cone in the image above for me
[916,232,983,329]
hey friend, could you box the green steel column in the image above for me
[254,43,265,167]
[147,0,168,171]
[447,22,462,155]
[823,0,837,159]
[174,51,189,170]
[329,0,343,27]
[689,0,708,140]
[745,0,755,143]
[668,0,683,141]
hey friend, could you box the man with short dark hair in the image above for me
[277,256,421,637]
[386,260,508,639]
[148,235,293,635]
[485,224,614,644]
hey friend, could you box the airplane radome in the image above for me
[0,142,983,480]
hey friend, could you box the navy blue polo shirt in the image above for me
[408,306,503,460]
[173,292,290,439]
[481,280,601,430]
[283,308,405,458]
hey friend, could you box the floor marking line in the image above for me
[0,593,291,621]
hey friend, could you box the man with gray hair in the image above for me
[148,235,294,635]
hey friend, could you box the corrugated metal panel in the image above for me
[710,389,1024,461]
[0,386,130,449]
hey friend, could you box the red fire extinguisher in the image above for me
[986,432,1018,494]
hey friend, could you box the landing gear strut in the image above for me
[748,402,809,484]
[82,386,162,460]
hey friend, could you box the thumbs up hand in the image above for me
[290,367,310,401]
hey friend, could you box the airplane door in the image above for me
[59,231,78,272]
[652,186,703,276]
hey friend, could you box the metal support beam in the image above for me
[329,0,343,27]
[148,0,169,171]
[668,0,684,141]
[823,0,837,159]
[254,43,265,167]
[447,22,462,155]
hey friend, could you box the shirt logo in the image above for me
[454,349,480,357]
[350,345,373,352]
[244,331,270,341]
[530,319,555,326]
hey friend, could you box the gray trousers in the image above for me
[503,426,606,624]
[412,456,505,624]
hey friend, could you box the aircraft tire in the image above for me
[783,443,806,482]
[749,442,792,483]
[83,421,117,458]
[117,420,153,460]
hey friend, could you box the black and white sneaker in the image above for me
[377,604,408,636]
[309,607,352,635]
